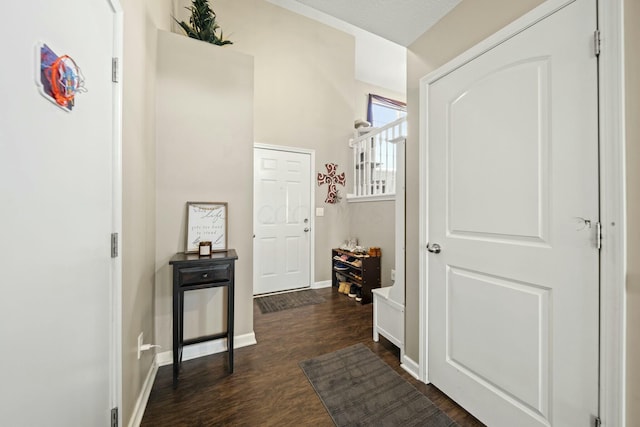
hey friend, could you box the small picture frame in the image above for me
[185,202,227,253]
[199,241,212,257]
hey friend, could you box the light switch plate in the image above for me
[316,207,324,217]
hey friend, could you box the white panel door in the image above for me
[426,1,599,426]
[254,148,312,295]
[0,1,118,425]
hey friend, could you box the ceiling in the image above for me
[292,0,461,46]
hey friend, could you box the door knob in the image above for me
[427,243,441,254]
[304,228,310,232]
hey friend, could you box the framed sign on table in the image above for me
[185,202,228,253]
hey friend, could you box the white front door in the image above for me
[424,1,599,426]
[0,1,119,425]
[254,147,313,295]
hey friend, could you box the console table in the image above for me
[169,249,237,387]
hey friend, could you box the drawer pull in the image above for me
[202,273,209,278]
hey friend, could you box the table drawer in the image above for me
[179,264,231,286]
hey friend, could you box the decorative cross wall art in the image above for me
[317,163,346,204]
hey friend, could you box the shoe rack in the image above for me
[331,248,381,304]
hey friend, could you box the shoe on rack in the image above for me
[342,282,351,294]
[355,287,363,302]
[348,284,358,298]
[334,263,349,271]
[338,282,346,293]
[351,259,362,268]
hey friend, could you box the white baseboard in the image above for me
[128,358,158,427]
[401,354,420,381]
[312,280,332,289]
[156,332,257,367]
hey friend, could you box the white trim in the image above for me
[312,280,332,289]
[253,287,311,297]
[346,194,396,203]
[127,359,157,427]
[108,1,124,426]
[418,0,627,425]
[418,49,429,384]
[253,143,316,293]
[395,139,406,306]
[598,1,627,425]
[254,142,315,156]
[156,332,257,367]
[155,349,173,367]
[349,117,407,146]
[401,355,420,381]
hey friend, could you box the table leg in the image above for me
[173,286,180,388]
[228,283,234,373]
[180,290,185,363]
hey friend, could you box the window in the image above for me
[367,94,406,128]
[349,95,406,201]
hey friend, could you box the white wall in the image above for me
[155,31,254,351]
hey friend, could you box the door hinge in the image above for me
[112,57,119,83]
[594,29,601,56]
[594,416,602,427]
[111,407,119,427]
[111,232,119,258]
[596,221,602,250]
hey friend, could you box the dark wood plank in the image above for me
[141,287,484,426]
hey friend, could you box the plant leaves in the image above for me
[173,0,232,46]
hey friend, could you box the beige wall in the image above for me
[404,0,544,361]
[626,0,640,422]
[348,200,395,286]
[174,0,356,283]
[155,31,254,350]
[121,0,172,425]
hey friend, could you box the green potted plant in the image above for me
[174,0,232,46]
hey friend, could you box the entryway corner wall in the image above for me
[154,30,255,355]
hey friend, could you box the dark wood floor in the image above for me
[141,287,484,426]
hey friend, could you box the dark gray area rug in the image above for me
[299,343,458,427]
[255,289,326,314]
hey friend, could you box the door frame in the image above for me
[253,143,316,292]
[107,0,123,424]
[417,0,626,425]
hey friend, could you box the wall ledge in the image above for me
[347,194,395,203]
